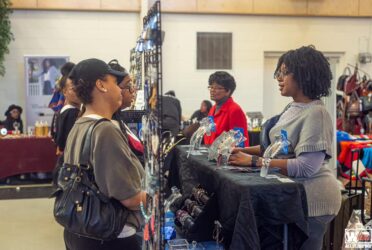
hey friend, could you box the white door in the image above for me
[263,54,290,119]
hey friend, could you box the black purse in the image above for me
[52,119,130,240]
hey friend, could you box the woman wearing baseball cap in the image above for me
[61,58,145,250]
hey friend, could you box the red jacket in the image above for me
[204,97,249,146]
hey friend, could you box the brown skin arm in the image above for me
[232,145,261,156]
[228,152,289,176]
[120,191,147,211]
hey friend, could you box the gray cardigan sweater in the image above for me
[270,101,341,217]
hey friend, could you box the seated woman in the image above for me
[62,58,146,250]
[3,104,23,133]
[190,100,212,122]
[229,46,341,250]
[204,71,249,146]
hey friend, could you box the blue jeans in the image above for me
[301,215,335,250]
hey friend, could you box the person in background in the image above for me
[229,46,341,250]
[49,62,75,141]
[190,100,212,122]
[49,63,76,140]
[204,71,249,146]
[162,90,182,136]
[62,58,145,250]
[51,62,79,186]
[3,104,23,133]
[108,59,144,161]
[55,62,79,155]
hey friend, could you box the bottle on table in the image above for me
[42,121,49,136]
[35,121,42,137]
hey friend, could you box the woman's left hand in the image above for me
[228,152,251,166]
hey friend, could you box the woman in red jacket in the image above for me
[204,71,249,146]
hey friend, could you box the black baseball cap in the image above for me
[69,58,126,85]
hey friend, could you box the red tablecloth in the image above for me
[0,137,57,179]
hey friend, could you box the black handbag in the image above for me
[52,119,130,240]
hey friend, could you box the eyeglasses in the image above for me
[119,84,136,94]
[274,70,291,79]
[207,86,226,91]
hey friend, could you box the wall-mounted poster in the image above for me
[24,56,69,128]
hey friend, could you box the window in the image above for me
[197,32,232,69]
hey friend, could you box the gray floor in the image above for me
[0,198,65,250]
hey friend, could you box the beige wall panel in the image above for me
[308,0,358,16]
[101,0,140,11]
[253,0,307,15]
[359,0,372,16]
[11,0,37,9]
[162,0,197,12]
[197,0,253,14]
[37,0,101,10]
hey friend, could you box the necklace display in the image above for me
[133,2,165,249]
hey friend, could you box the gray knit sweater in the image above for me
[270,101,341,217]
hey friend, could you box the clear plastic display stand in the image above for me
[188,117,216,158]
[168,239,189,250]
[261,130,292,177]
[208,129,245,166]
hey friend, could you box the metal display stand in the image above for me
[134,1,165,249]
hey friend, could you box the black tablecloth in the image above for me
[173,145,309,250]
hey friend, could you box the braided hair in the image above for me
[274,45,332,99]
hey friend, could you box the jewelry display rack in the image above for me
[134,1,165,249]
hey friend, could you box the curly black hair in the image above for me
[70,78,97,104]
[68,62,104,104]
[274,45,332,99]
[208,71,236,96]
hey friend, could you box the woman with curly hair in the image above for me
[229,45,341,250]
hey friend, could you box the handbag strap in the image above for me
[343,66,351,76]
[79,118,109,167]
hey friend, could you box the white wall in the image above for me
[2,11,372,121]
[0,10,140,124]
[161,14,372,118]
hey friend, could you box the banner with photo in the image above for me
[24,55,69,128]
